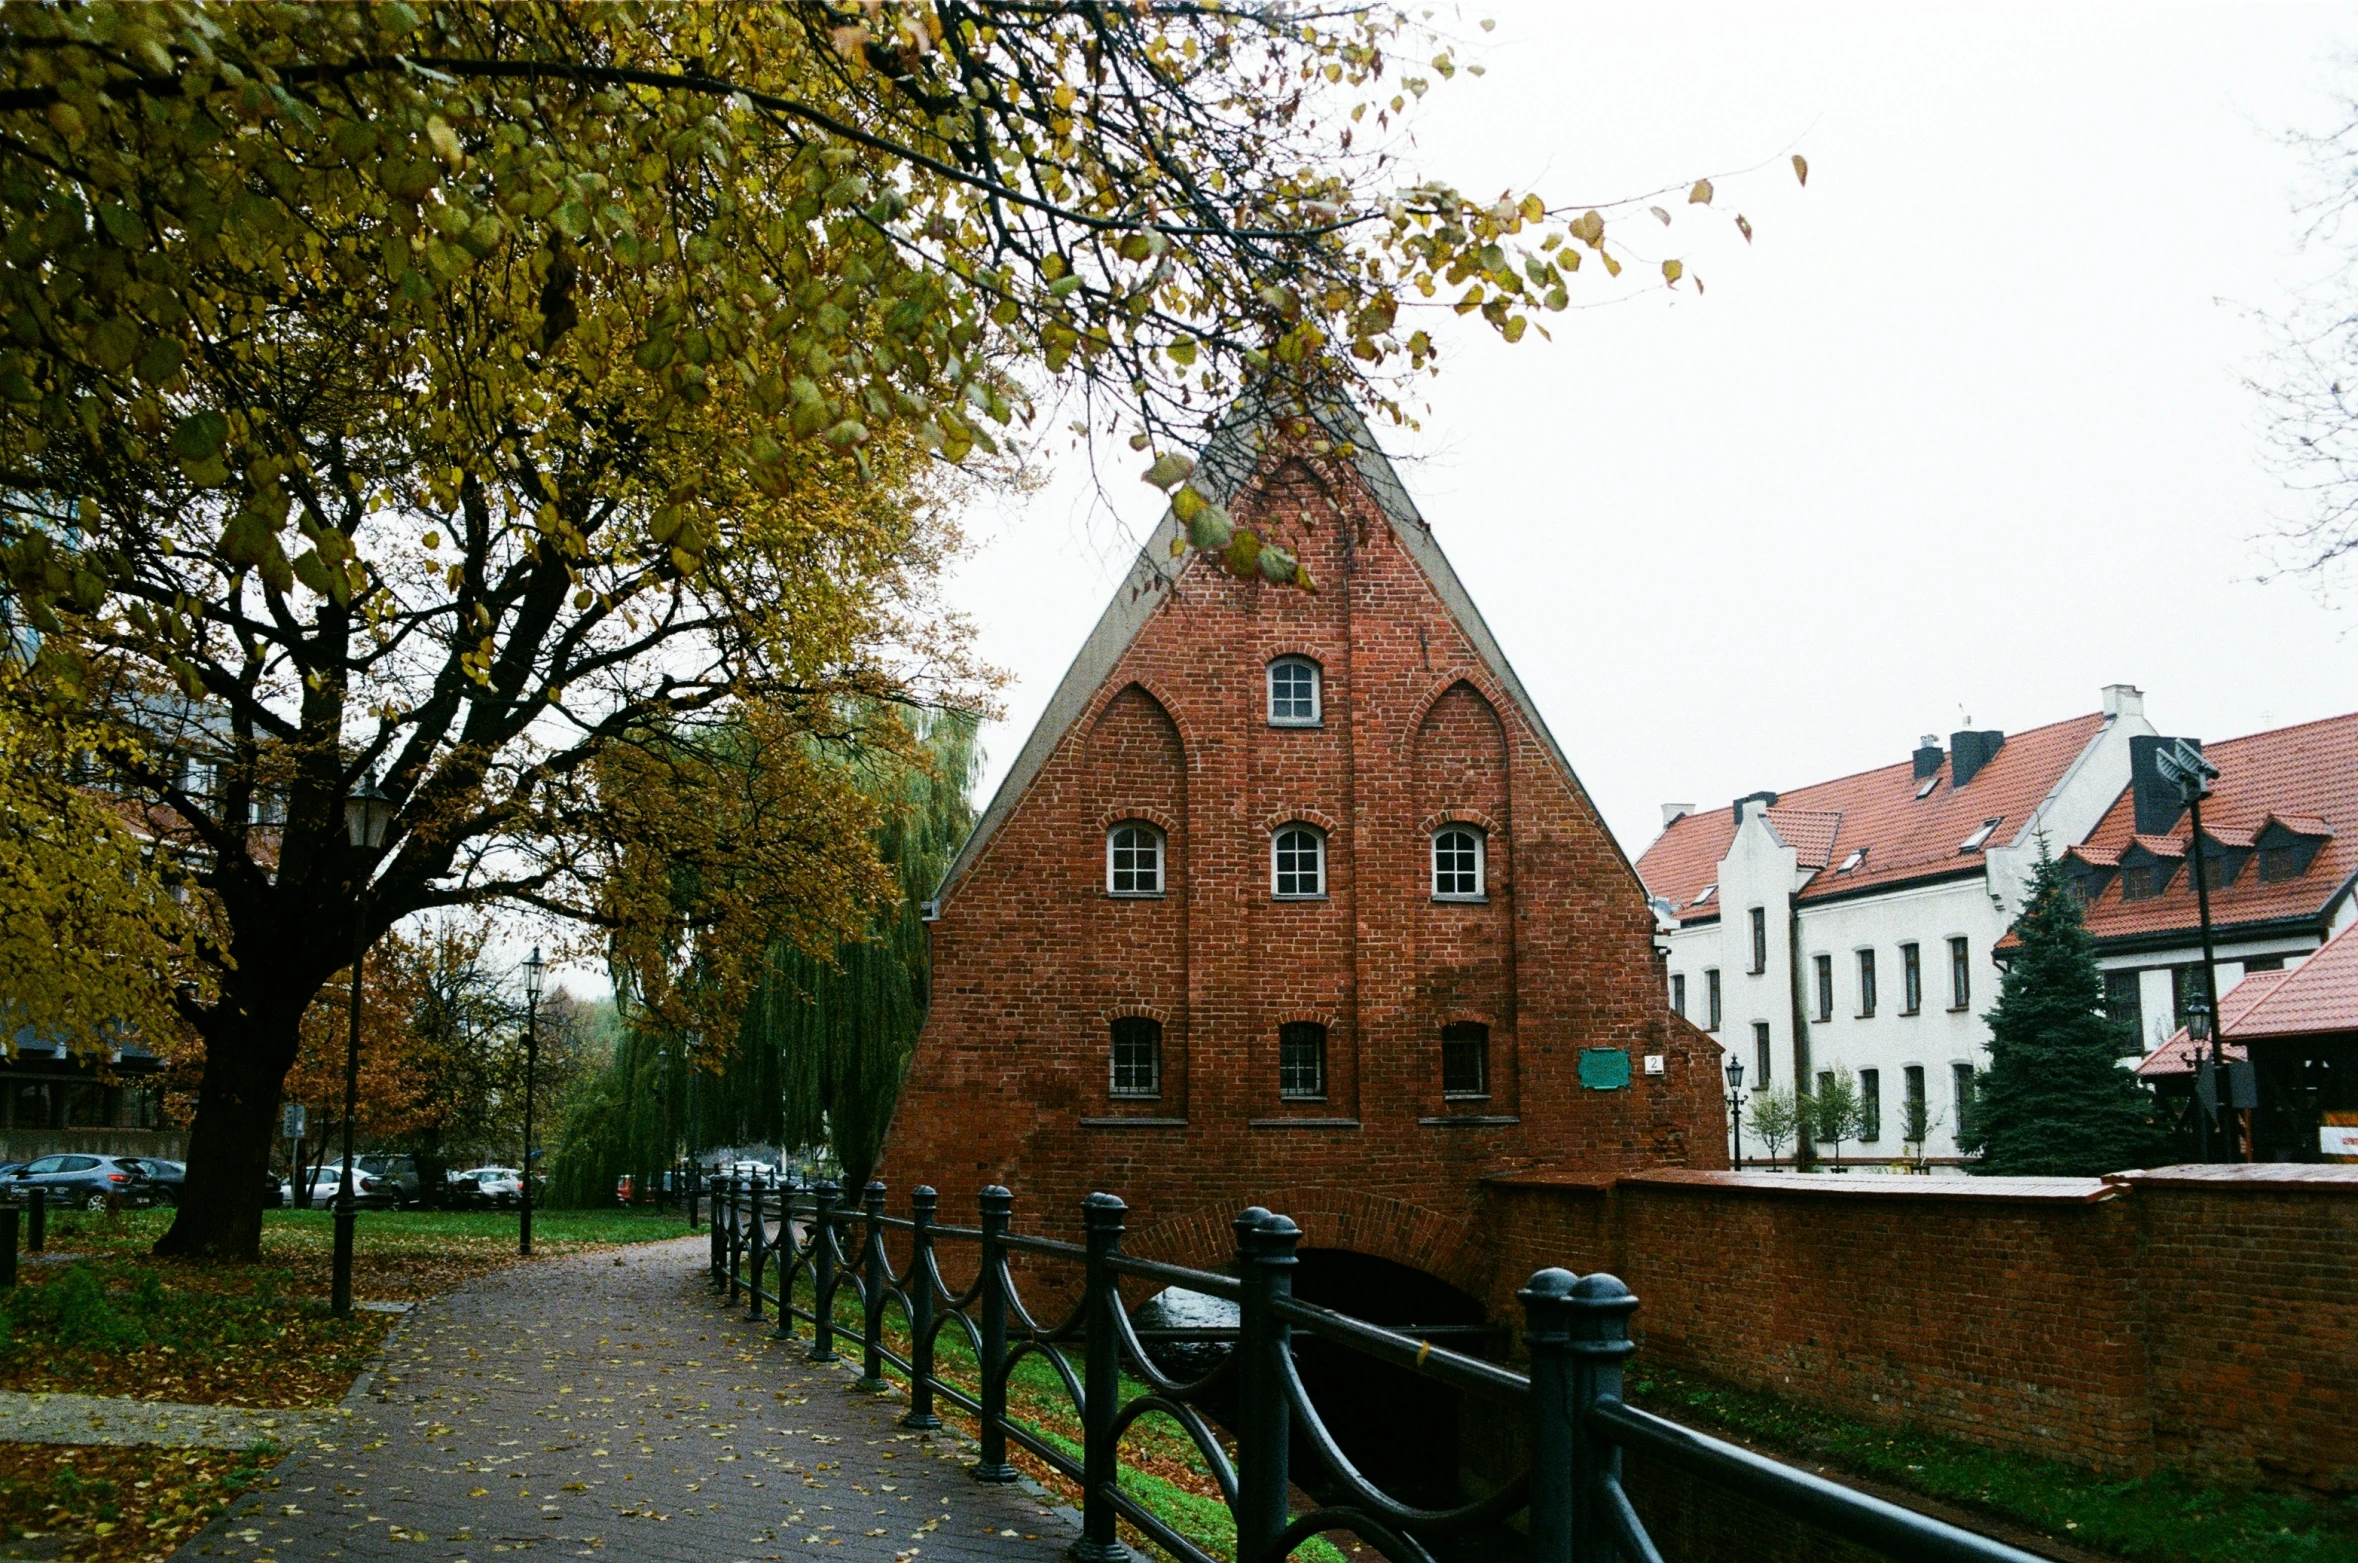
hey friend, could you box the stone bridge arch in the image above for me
[1123,1184,1487,1307]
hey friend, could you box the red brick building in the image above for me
[880,406,1725,1308]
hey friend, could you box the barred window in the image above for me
[1432,827,1485,899]
[1279,1022,1327,1100]
[1441,1022,1490,1098]
[1106,823,1164,896]
[1109,1017,1162,1099]
[1272,825,1326,898]
[1268,657,1321,725]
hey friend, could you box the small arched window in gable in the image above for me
[1432,826,1486,900]
[1268,657,1322,726]
[1272,824,1327,898]
[1106,822,1165,897]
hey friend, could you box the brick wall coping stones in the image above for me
[1488,1167,2123,1202]
[2107,1161,2358,1191]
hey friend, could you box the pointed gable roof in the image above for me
[933,398,1597,905]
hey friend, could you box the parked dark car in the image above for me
[5,1154,157,1209]
[356,1154,423,1208]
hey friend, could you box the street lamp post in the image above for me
[1724,1054,1746,1170]
[2158,739,2227,1161]
[332,770,395,1319]
[519,946,544,1258]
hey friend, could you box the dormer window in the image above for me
[1268,657,1321,726]
[2259,844,2302,883]
[1958,817,2001,854]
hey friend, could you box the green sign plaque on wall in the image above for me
[1578,1047,1632,1091]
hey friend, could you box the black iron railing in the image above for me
[705,1175,2041,1563]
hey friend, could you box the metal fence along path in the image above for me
[708,1175,2049,1563]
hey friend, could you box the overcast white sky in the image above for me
[947,1,2358,865]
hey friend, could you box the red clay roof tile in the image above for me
[1634,713,2108,913]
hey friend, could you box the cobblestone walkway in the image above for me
[172,1236,1074,1563]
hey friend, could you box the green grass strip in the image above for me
[1629,1363,2358,1563]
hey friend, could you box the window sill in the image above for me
[1081,1116,1186,1128]
[1272,893,1329,903]
[1420,1114,1520,1127]
[1106,891,1167,901]
[1442,1093,1492,1104]
[1947,1004,1971,1013]
[1900,1007,1921,1017]
[1268,718,1324,730]
[1856,1012,1876,1021]
[1431,894,1489,905]
[1248,1117,1359,1130]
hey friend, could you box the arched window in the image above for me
[1272,825,1326,898]
[1431,826,1485,899]
[1442,1022,1490,1099]
[1110,1017,1162,1098]
[1267,657,1322,726]
[1106,822,1165,896]
[1279,1022,1327,1100]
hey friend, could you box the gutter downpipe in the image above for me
[1789,888,1815,1172]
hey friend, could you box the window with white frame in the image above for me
[1105,822,1165,896]
[1272,825,1326,898]
[1267,657,1322,725]
[1431,826,1485,899]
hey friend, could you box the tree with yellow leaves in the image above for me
[0,3,1787,1257]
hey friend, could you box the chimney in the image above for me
[2102,683,2144,721]
[2129,734,2200,835]
[1950,729,2006,789]
[1661,802,1695,829]
[1732,789,1779,826]
[1912,735,1945,782]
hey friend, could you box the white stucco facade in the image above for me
[1654,687,2157,1166]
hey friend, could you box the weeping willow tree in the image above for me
[548,706,979,1204]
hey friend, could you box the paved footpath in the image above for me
[172,1236,1074,1563]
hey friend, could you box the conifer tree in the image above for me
[1965,846,2167,1176]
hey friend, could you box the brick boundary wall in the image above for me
[1479,1163,2358,1492]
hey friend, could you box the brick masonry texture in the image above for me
[880,440,1727,1318]
[170,1238,1072,1563]
[1484,1165,2358,1492]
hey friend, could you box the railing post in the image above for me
[708,1175,724,1286]
[1074,1192,1130,1562]
[902,1185,942,1430]
[746,1173,768,1321]
[0,1205,16,1289]
[971,1184,1017,1483]
[1234,1207,1299,1563]
[856,1180,891,1392]
[687,1163,701,1230]
[772,1184,799,1342]
[1566,1273,1640,1563]
[807,1181,841,1363]
[26,1187,44,1253]
[1521,1269,1579,1563]
[726,1177,744,1305]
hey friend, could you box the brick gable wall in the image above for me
[880,442,1727,1302]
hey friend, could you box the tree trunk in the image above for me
[153,994,306,1260]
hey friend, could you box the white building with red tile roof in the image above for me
[1635,685,2156,1166]
[2059,711,2358,1058]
